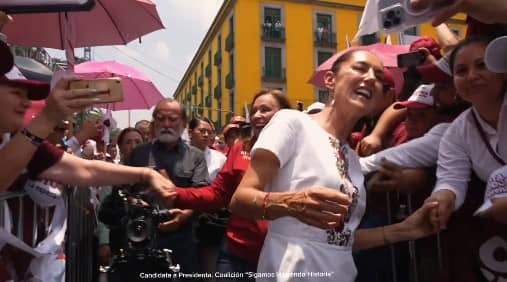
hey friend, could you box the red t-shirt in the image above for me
[0,141,63,280]
[175,142,268,264]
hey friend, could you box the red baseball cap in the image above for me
[0,40,50,101]
[222,123,240,137]
[409,36,442,59]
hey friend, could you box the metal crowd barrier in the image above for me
[0,190,51,249]
[0,187,97,282]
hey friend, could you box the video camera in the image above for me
[102,184,180,282]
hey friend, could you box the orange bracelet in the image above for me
[261,192,270,220]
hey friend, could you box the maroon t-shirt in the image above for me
[0,141,63,280]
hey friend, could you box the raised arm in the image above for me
[356,104,407,157]
[0,77,106,191]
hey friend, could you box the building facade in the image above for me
[173,0,466,130]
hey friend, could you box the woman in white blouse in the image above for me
[230,49,439,282]
[428,36,507,228]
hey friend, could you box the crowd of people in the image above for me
[0,0,506,281]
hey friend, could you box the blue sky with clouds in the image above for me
[48,0,224,128]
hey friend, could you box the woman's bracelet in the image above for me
[20,128,44,147]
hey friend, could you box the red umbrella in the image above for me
[308,43,410,89]
[2,0,164,49]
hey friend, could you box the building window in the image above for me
[315,13,336,48]
[264,7,281,24]
[217,34,222,51]
[262,7,284,41]
[229,15,234,32]
[264,47,282,79]
[229,90,235,114]
[317,51,333,66]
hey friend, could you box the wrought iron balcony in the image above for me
[314,30,337,48]
[261,25,285,42]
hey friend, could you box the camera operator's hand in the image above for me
[158,209,194,233]
[98,244,112,266]
[410,0,507,25]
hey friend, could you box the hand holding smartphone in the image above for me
[69,77,124,104]
[378,0,455,34]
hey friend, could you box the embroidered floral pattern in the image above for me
[326,136,359,246]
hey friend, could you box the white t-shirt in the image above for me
[360,123,450,174]
[434,94,507,209]
[204,147,226,181]
[252,110,366,282]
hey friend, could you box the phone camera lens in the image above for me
[392,17,401,26]
[387,10,395,19]
[383,20,392,28]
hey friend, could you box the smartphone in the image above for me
[0,0,95,14]
[70,77,124,104]
[378,0,455,34]
[397,50,427,68]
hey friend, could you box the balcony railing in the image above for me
[214,51,222,66]
[225,32,234,52]
[262,67,286,83]
[314,30,337,48]
[261,25,285,42]
[225,72,234,89]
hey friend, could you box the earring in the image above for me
[330,99,335,106]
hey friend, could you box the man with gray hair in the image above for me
[102,98,209,278]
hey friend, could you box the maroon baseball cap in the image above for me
[409,36,442,59]
[0,40,50,101]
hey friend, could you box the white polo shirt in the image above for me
[434,94,507,209]
[360,123,450,174]
[203,147,226,181]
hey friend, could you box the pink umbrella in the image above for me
[74,60,164,111]
[2,0,164,49]
[308,43,410,89]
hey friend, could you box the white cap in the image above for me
[475,166,507,216]
[485,36,507,73]
[304,102,325,114]
[393,84,435,110]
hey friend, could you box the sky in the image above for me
[47,0,224,128]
